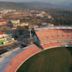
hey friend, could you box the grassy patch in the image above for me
[17,47,72,72]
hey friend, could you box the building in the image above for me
[10,19,20,28]
[19,22,29,27]
[0,32,14,46]
[0,19,8,26]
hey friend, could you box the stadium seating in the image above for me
[4,29,72,72]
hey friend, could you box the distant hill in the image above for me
[0,1,72,10]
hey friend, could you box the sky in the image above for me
[0,0,71,4]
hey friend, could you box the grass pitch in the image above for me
[17,47,72,72]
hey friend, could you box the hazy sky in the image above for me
[0,0,71,4]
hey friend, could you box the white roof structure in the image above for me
[35,26,72,30]
[0,34,8,38]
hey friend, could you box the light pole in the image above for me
[29,26,33,44]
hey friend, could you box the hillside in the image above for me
[0,1,72,10]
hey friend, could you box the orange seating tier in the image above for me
[4,29,72,72]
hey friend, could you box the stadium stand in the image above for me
[4,28,72,72]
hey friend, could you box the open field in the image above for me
[17,47,72,72]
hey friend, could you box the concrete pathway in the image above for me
[0,47,29,72]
